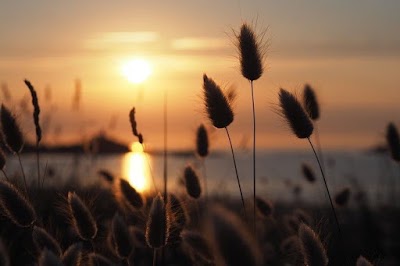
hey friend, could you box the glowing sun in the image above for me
[121,58,152,84]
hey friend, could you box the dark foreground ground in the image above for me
[0,178,399,266]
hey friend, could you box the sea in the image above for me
[3,149,397,208]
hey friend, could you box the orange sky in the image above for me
[1,1,400,150]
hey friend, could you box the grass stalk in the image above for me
[36,141,40,189]
[16,153,28,196]
[153,249,157,266]
[163,91,168,201]
[307,137,341,235]
[250,80,256,234]
[314,123,326,173]
[225,127,247,220]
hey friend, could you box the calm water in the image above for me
[3,149,396,207]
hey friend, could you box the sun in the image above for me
[121,58,152,84]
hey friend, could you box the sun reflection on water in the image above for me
[122,142,151,193]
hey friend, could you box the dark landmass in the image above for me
[20,133,217,157]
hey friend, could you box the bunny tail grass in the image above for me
[301,163,317,183]
[129,107,144,144]
[0,180,36,227]
[146,194,170,249]
[238,23,263,81]
[334,187,351,207]
[207,205,261,266]
[184,165,202,199]
[0,105,27,193]
[0,104,24,154]
[255,197,273,218]
[119,178,144,209]
[111,213,133,259]
[67,191,98,241]
[278,89,313,139]
[62,243,82,266]
[386,122,400,162]
[203,74,234,129]
[298,224,328,266]
[303,84,320,121]
[24,79,42,188]
[196,124,209,158]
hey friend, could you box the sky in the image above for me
[1,0,400,151]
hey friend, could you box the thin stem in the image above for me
[153,249,157,266]
[397,164,400,207]
[41,161,49,188]
[163,91,168,201]
[1,169,9,181]
[144,150,158,194]
[16,153,28,196]
[161,91,167,266]
[225,127,247,220]
[307,138,341,235]
[314,123,326,174]
[36,141,40,189]
[250,80,256,235]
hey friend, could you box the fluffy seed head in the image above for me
[255,197,273,217]
[67,192,97,241]
[238,23,264,81]
[119,178,144,209]
[203,75,234,128]
[146,194,170,249]
[298,224,328,266]
[24,80,42,143]
[32,226,62,257]
[62,243,82,266]
[184,165,202,199]
[97,169,114,183]
[111,213,133,259]
[207,205,261,266]
[0,105,24,154]
[169,193,189,229]
[303,84,320,121]
[196,124,209,157]
[356,256,374,266]
[129,107,144,144]
[386,123,400,162]
[334,187,351,207]
[278,89,313,139]
[0,180,36,227]
[301,163,316,183]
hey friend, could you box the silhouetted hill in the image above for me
[22,133,130,154]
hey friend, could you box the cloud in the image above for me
[171,37,228,51]
[85,31,160,50]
